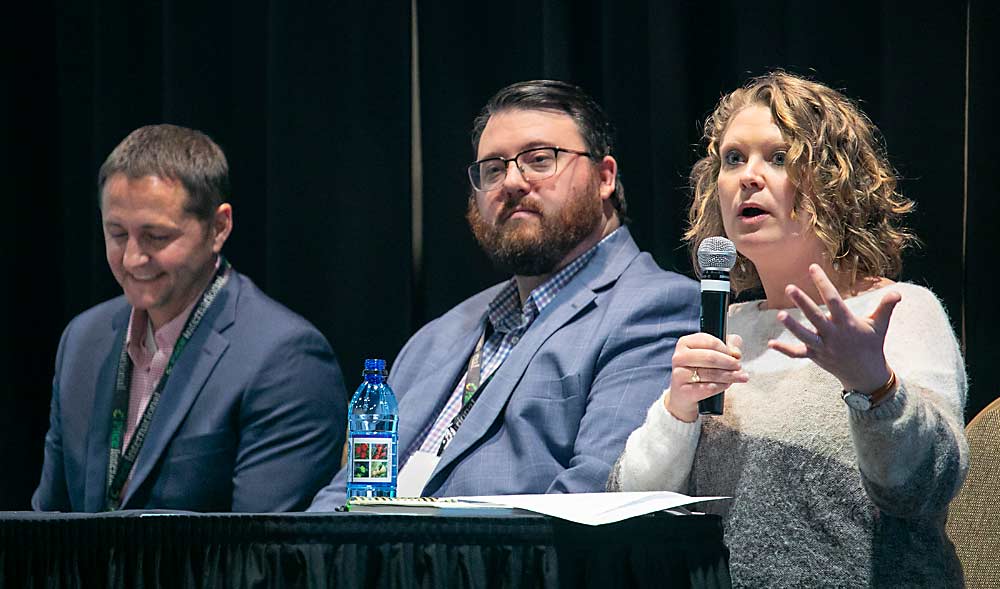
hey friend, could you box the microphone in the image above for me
[696,237,737,415]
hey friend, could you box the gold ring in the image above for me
[690,369,701,384]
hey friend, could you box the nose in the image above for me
[122,237,149,270]
[500,160,530,194]
[739,157,765,191]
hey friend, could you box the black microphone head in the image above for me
[697,237,737,272]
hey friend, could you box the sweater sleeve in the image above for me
[607,389,702,492]
[847,284,969,518]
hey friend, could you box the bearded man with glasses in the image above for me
[311,80,699,506]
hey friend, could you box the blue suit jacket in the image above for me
[310,228,699,507]
[33,270,348,513]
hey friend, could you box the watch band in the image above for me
[842,369,897,411]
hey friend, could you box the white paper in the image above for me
[446,491,728,526]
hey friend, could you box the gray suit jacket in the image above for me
[310,228,698,508]
[33,270,347,512]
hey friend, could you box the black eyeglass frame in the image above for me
[467,146,593,191]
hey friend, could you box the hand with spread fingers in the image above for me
[768,263,901,394]
[666,332,747,422]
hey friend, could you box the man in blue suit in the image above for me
[33,124,347,512]
[310,80,699,507]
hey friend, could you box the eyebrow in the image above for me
[478,140,557,161]
[719,137,790,151]
[103,220,178,232]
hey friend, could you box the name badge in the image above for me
[396,451,439,497]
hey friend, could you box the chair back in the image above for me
[946,396,1000,587]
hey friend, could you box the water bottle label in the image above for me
[349,434,394,483]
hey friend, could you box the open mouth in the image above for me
[739,206,768,220]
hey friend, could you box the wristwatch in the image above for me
[842,370,897,411]
[842,389,876,411]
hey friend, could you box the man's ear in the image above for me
[211,203,233,253]
[597,155,617,200]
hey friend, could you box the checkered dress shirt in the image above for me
[415,235,608,455]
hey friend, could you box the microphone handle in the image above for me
[698,285,730,415]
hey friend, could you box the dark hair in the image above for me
[98,124,230,222]
[471,80,628,222]
[687,71,916,293]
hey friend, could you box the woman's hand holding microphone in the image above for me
[665,333,747,422]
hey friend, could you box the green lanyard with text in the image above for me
[105,259,230,510]
[438,329,493,456]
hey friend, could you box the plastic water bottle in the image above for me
[346,358,399,499]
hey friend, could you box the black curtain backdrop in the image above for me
[2,0,996,509]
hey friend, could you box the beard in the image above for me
[466,179,604,276]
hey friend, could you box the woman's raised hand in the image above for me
[768,264,898,393]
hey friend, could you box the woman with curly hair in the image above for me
[608,72,968,587]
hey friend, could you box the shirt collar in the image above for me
[125,295,200,365]
[486,228,619,333]
[125,256,223,363]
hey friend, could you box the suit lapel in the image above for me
[425,228,641,493]
[118,273,238,508]
[427,285,596,488]
[83,306,129,512]
[395,310,488,461]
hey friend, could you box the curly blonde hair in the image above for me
[686,71,917,293]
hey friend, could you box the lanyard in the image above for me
[438,329,493,456]
[105,259,230,510]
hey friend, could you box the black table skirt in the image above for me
[0,511,731,588]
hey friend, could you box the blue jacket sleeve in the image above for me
[32,321,73,511]
[231,327,347,512]
[546,276,700,493]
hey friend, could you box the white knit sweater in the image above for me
[609,283,969,588]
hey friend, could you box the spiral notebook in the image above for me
[347,496,528,517]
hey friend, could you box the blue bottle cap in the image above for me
[364,358,386,371]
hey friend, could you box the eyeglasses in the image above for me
[467,146,593,191]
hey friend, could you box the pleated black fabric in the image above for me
[0,511,730,588]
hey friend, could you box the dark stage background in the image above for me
[2,0,997,509]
